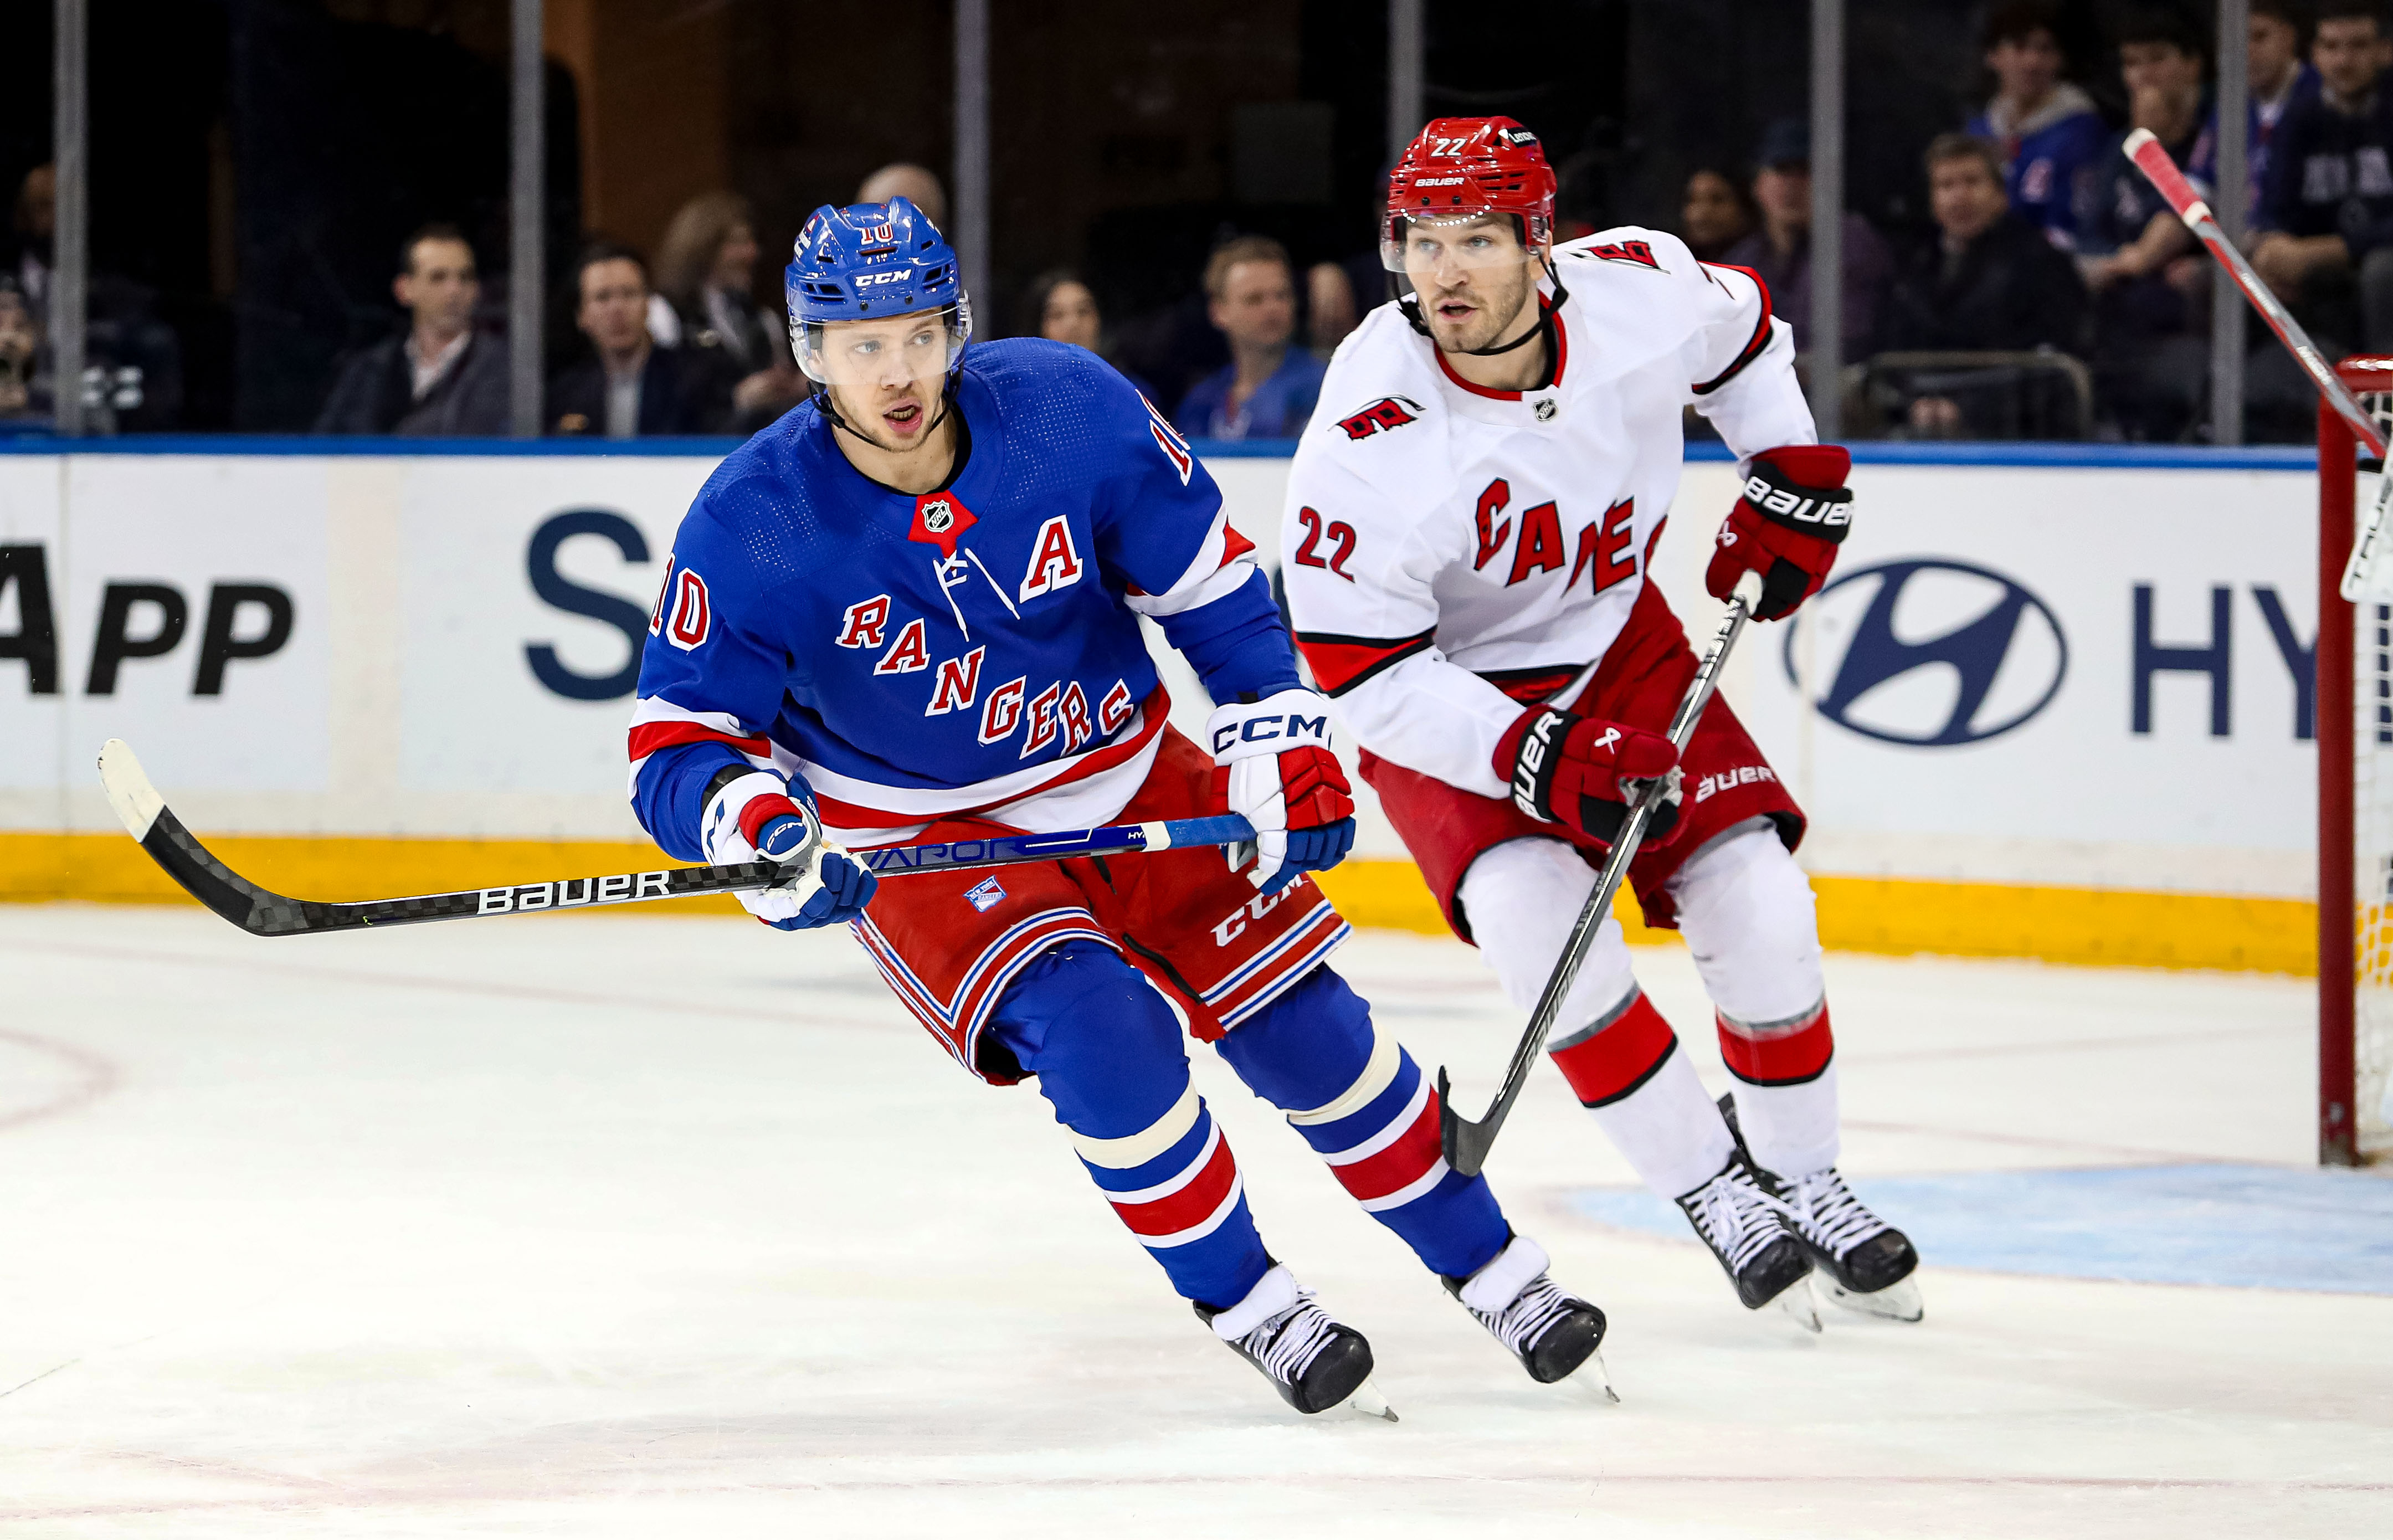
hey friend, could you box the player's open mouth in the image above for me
[1436,300,1476,322]
[883,402,925,436]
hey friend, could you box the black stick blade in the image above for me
[1436,1065,1497,1178]
[98,738,321,934]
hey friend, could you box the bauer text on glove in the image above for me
[1706,444,1852,622]
[1493,705,1685,848]
[1205,689,1358,894]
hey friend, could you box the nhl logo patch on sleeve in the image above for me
[964,876,1007,912]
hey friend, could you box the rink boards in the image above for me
[0,438,2326,972]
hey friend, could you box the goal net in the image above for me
[2324,358,2393,1165]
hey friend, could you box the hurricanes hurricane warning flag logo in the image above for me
[1338,395,1424,440]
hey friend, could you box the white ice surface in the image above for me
[1,905,2387,1538]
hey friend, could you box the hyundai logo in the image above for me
[1786,558,2067,746]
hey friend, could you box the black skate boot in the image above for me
[1673,1154,1817,1326]
[1718,1092,1923,1323]
[1442,1233,1617,1399]
[1194,1264,1395,1419]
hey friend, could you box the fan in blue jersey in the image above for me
[626,197,1611,1415]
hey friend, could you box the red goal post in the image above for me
[2320,356,2393,1166]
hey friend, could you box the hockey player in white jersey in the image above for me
[1282,117,1920,1323]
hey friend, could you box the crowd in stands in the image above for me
[310,195,814,440]
[14,2,2393,445]
[1655,0,2384,443]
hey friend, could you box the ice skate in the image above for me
[1195,1264,1395,1420]
[1444,1234,1616,1399]
[1779,1167,1923,1322]
[1673,1154,1817,1325]
[1718,1093,1922,1323]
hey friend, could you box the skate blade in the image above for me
[1817,1274,1923,1323]
[1572,1346,1622,1405]
[1775,1286,1824,1334]
[1343,1377,1400,1423]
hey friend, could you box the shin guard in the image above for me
[1218,968,1508,1281]
[1717,1002,1841,1179]
[1549,989,1736,1202]
[992,943,1271,1310]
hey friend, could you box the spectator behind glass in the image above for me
[858,164,948,227]
[1173,235,1326,441]
[8,166,53,312]
[313,223,510,435]
[2080,10,2212,440]
[2252,1,2393,352]
[1679,167,1754,261]
[652,192,809,432]
[2202,2,2323,218]
[0,276,42,421]
[546,242,736,438]
[1721,119,1892,359]
[1020,268,1157,400]
[1876,134,2089,436]
[1968,2,2108,249]
[1307,261,1360,357]
[9,162,181,429]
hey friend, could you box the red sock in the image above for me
[1548,991,1680,1107]
[1715,1002,1834,1086]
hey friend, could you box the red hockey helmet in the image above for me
[1380,116,1558,271]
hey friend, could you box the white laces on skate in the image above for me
[1681,1163,1796,1273]
[1240,1295,1342,1387]
[1788,1168,1888,1261]
[1468,1274,1578,1356]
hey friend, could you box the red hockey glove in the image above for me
[1705,444,1853,622]
[1206,690,1358,894]
[1493,705,1685,848]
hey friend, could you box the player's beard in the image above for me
[1429,260,1539,356]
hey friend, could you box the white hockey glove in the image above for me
[700,771,876,930]
[1204,689,1357,894]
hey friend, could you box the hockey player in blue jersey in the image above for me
[627,197,1609,1416]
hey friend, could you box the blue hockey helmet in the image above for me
[784,197,972,385]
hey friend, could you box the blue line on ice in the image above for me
[1563,1162,2393,1295]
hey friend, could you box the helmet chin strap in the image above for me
[1397,254,1569,366]
[818,346,969,460]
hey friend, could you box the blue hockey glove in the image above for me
[701,771,878,929]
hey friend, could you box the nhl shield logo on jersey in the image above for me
[908,492,979,558]
[1336,395,1425,441]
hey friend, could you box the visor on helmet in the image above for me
[1380,211,1540,276]
[791,299,973,388]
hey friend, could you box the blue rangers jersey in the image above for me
[629,338,1297,859]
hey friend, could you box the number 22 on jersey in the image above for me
[1292,506,1357,581]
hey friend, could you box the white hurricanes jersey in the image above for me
[1281,226,1817,799]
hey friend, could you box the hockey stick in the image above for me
[1435,569,1764,1178]
[95,738,1254,939]
[2125,129,2393,598]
